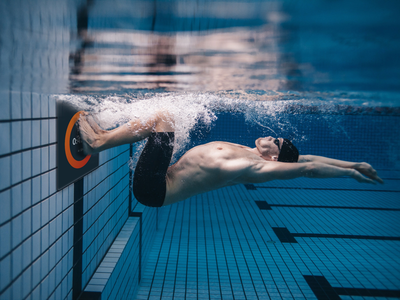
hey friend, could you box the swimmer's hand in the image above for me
[354,162,384,184]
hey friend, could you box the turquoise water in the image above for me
[1,0,400,299]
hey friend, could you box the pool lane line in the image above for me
[254,201,400,211]
[272,227,400,243]
[304,275,400,299]
[245,183,400,192]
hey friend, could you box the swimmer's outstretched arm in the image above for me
[78,111,174,155]
[298,155,383,184]
[243,160,382,185]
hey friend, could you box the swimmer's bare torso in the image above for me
[164,141,267,205]
[163,140,383,205]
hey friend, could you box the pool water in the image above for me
[133,111,400,299]
[1,0,400,299]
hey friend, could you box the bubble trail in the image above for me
[56,92,303,164]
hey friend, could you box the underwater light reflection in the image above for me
[69,27,288,93]
[0,0,399,98]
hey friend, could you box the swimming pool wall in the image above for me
[0,93,113,300]
[0,91,162,299]
[1,2,400,299]
[0,2,155,299]
[1,93,399,300]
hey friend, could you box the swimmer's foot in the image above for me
[87,115,107,135]
[78,113,104,155]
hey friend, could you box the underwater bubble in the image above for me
[56,92,307,165]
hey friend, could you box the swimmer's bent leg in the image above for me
[132,132,174,207]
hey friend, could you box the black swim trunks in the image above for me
[132,132,174,207]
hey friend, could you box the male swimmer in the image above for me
[78,111,383,207]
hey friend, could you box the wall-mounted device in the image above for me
[57,101,99,190]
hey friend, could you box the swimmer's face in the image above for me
[255,136,282,161]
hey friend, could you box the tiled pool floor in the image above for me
[134,171,400,300]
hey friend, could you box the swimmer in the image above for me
[78,111,384,207]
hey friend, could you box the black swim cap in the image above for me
[278,139,299,162]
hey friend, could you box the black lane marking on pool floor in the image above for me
[334,287,400,298]
[255,201,272,210]
[272,227,298,243]
[253,186,400,192]
[293,233,400,241]
[303,275,341,300]
[272,227,400,243]
[244,184,257,190]
[254,200,400,211]
[304,275,400,299]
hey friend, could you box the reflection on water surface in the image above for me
[67,0,400,99]
[70,27,290,92]
[1,0,400,104]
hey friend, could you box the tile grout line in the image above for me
[214,190,242,299]
[219,188,260,299]
[171,200,186,299]
[231,185,284,299]
[206,192,223,299]
[232,185,292,299]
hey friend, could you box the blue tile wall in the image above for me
[81,145,130,289]
[0,3,148,299]
[83,217,141,299]
[0,90,78,300]
[77,142,159,300]
[0,0,73,95]
[1,4,76,297]
[1,92,134,300]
